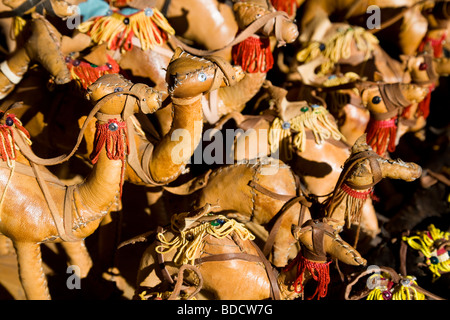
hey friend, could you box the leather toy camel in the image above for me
[134,203,365,300]
[0,74,162,299]
[149,0,300,132]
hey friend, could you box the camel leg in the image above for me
[97,210,122,275]
[60,241,93,278]
[13,241,51,300]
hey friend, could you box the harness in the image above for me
[0,0,57,18]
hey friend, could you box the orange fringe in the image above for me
[284,252,332,300]
[67,55,120,90]
[365,117,397,155]
[90,119,129,197]
[418,32,447,58]
[232,35,274,73]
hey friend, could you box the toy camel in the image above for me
[193,134,422,267]
[0,74,162,299]
[0,47,244,278]
[133,203,365,300]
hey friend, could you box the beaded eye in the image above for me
[372,96,382,104]
[419,62,428,71]
[198,72,207,82]
[114,87,123,93]
[5,117,13,126]
[282,122,290,130]
[108,122,119,131]
[319,43,326,51]
[429,256,439,265]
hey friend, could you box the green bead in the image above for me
[210,220,221,227]
[301,107,309,112]
[430,256,439,265]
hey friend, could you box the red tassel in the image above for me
[365,117,397,155]
[67,55,121,89]
[0,113,32,163]
[283,252,332,300]
[341,184,373,200]
[232,36,274,73]
[90,119,129,197]
[417,84,435,119]
[0,125,15,162]
[270,0,297,16]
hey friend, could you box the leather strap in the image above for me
[194,240,281,300]
[30,161,79,242]
[11,90,133,166]
[0,0,48,18]
[326,150,382,214]
[169,11,290,57]
[263,195,310,257]
[156,226,175,285]
[367,0,429,35]
[296,219,336,261]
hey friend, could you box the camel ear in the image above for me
[291,224,301,240]
[360,88,370,107]
[352,134,369,154]
[171,47,184,62]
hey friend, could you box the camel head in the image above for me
[166,47,244,99]
[360,82,428,115]
[232,0,299,44]
[86,73,163,116]
[345,134,422,187]
[291,219,367,266]
[401,49,440,85]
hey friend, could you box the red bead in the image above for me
[382,290,392,300]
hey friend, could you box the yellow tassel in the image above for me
[268,106,345,160]
[297,26,379,74]
[365,273,393,300]
[366,288,386,300]
[392,277,426,300]
[403,224,450,279]
[322,72,360,87]
[156,214,255,266]
[13,16,27,37]
[78,8,175,52]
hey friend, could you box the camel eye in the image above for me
[372,96,381,104]
[255,13,261,18]
[198,72,207,82]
